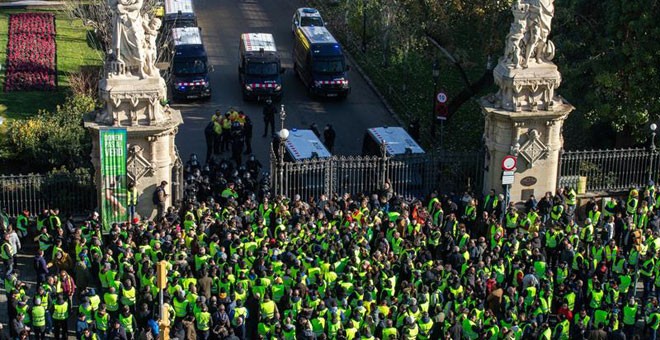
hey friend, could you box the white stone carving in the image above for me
[109,0,145,77]
[518,129,549,167]
[495,0,561,112]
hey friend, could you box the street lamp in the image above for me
[431,59,441,141]
[278,105,289,196]
[649,123,657,184]
[361,0,367,52]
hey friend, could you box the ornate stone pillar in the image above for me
[481,0,573,203]
[85,3,182,221]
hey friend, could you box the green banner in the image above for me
[99,127,128,233]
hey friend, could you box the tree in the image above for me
[553,0,660,147]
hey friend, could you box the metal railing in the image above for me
[271,149,484,199]
[559,148,660,192]
[0,172,97,218]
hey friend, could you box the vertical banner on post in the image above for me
[99,127,128,233]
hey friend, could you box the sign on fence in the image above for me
[99,128,128,233]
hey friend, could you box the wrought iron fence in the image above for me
[0,172,97,218]
[559,148,660,192]
[271,149,484,199]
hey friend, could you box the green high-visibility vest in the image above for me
[52,302,68,320]
[119,314,134,333]
[623,304,637,325]
[104,293,119,311]
[553,319,570,340]
[648,313,660,330]
[32,305,46,327]
[590,290,604,308]
[173,298,189,317]
[196,311,211,331]
[95,311,109,331]
[382,327,398,339]
[594,309,608,329]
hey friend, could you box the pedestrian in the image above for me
[204,120,215,163]
[60,270,76,308]
[211,110,223,155]
[242,113,253,155]
[323,124,336,152]
[33,250,48,286]
[1,233,14,277]
[127,181,138,223]
[6,227,21,267]
[221,111,232,153]
[262,98,276,137]
[230,121,245,166]
[152,181,168,221]
[52,294,69,340]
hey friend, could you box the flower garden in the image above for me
[4,13,56,92]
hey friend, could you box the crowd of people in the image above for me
[2,159,660,340]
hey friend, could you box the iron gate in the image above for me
[271,149,484,199]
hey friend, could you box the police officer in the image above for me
[204,120,215,163]
[243,113,253,155]
[263,98,276,137]
[323,124,336,152]
[231,121,245,166]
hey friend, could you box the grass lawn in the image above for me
[0,8,103,120]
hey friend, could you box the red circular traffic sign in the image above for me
[502,155,517,171]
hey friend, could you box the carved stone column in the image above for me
[481,0,573,203]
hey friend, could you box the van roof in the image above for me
[165,0,193,16]
[284,129,332,161]
[241,33,277,53]
[367,126,425,156]
[299,26,337,45]
[172,27,202,46]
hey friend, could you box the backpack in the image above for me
[153,187,163,205]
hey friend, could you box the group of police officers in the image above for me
[3,180,660,339]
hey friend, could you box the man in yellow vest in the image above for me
[127,181,138,223]
[260,294,278,321]
[417,312,434,339]
[104,286,120,318]
[52,294,69,340]
[32,297,47,339]
[195,304,213,339]
[381,319,398,339]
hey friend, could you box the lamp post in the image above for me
[649,123,657,184]
[431,59,440,141]
[278,105,289,197]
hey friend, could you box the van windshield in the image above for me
[301,16,324,27]
[312,58,344,74]
[246,62,279,76]
[173,58,207,75]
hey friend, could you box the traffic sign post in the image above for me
[435,91,448,148]
[501,156,517,215]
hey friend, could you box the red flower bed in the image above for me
[4,13,57,92]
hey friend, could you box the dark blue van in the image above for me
[170,27,211,101]
[293,26,350,99]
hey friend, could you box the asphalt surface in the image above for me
[172,0,397,166]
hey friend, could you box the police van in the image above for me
[162,0,197,28]
[293,26,350,99]
[239,33,284,102]
[282,129,331,161]
[362,126,425,157]
[169,27,211,100]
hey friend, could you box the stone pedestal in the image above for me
[481,96,573,202]
[85,74,183,221]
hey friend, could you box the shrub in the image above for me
[7,94,97,171]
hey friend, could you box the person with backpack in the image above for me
[153,181,168,221]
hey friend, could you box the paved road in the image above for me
[173,0,397,166]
